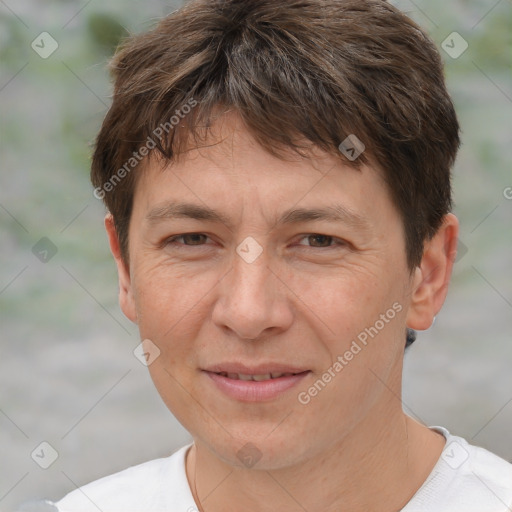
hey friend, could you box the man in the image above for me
[56,0,512,510]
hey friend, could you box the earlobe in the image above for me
[406,213,459,331]
[105,214,138,324]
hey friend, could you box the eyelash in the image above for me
[164,233,346,249]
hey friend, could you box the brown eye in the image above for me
[297,234,338,248]
[306,234,333,247]
[181,234,208,245]
[167,233,209,246]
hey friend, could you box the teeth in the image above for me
[252,373,271,381]
[218,372,295,381]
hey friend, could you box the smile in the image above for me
[215,372,297,381]
[204,369,311,402]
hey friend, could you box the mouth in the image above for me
[203,367,311,402]
[214,371,300,381]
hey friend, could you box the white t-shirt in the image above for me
[54,427,512,512]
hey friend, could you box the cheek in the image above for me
[293,261,408,407]
[131,260,208,351]
[294,270,407,434]
[290,260,399,342]
[132,264,214,422]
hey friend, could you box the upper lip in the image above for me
[203,363,310,375]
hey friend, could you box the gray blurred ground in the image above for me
[0,0,511,509]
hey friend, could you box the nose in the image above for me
[211,245,294,341]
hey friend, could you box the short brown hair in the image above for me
[91,0,460,269]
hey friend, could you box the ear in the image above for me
[105,214,137,324]
[406,213,459,331]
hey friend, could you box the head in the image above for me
[94,0,460,469]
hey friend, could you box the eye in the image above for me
[296,234,345,248]
[163,233,346,250]
[165,233,210,246]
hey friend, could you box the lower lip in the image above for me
[204,371,310,402]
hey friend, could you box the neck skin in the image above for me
[185,372,445,512]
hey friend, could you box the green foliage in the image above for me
[87,12,129,55]
[471,12,512,71]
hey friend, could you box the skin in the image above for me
[106,113,459,512]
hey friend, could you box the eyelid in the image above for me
[165,233,346,248]
[165,233,212,246]
[295,234,346,248]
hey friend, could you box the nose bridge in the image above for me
[212,244,291,340]
[232,249,271,302]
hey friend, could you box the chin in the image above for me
[197,422,318,471]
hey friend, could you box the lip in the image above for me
[202,364,311,402]
[204,362,310,375]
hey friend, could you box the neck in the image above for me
[186,392,445,512]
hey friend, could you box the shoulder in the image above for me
[461,437,512,507]
[55,444,196,512]
[403,427,512,512]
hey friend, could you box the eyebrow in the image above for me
[145,201,370,231]
[146,202,232,227]
[278,205,369,231]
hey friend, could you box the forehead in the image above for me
[132,113,395,228]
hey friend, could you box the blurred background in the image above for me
[0,0,511,509]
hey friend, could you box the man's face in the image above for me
[121,114,416,469]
